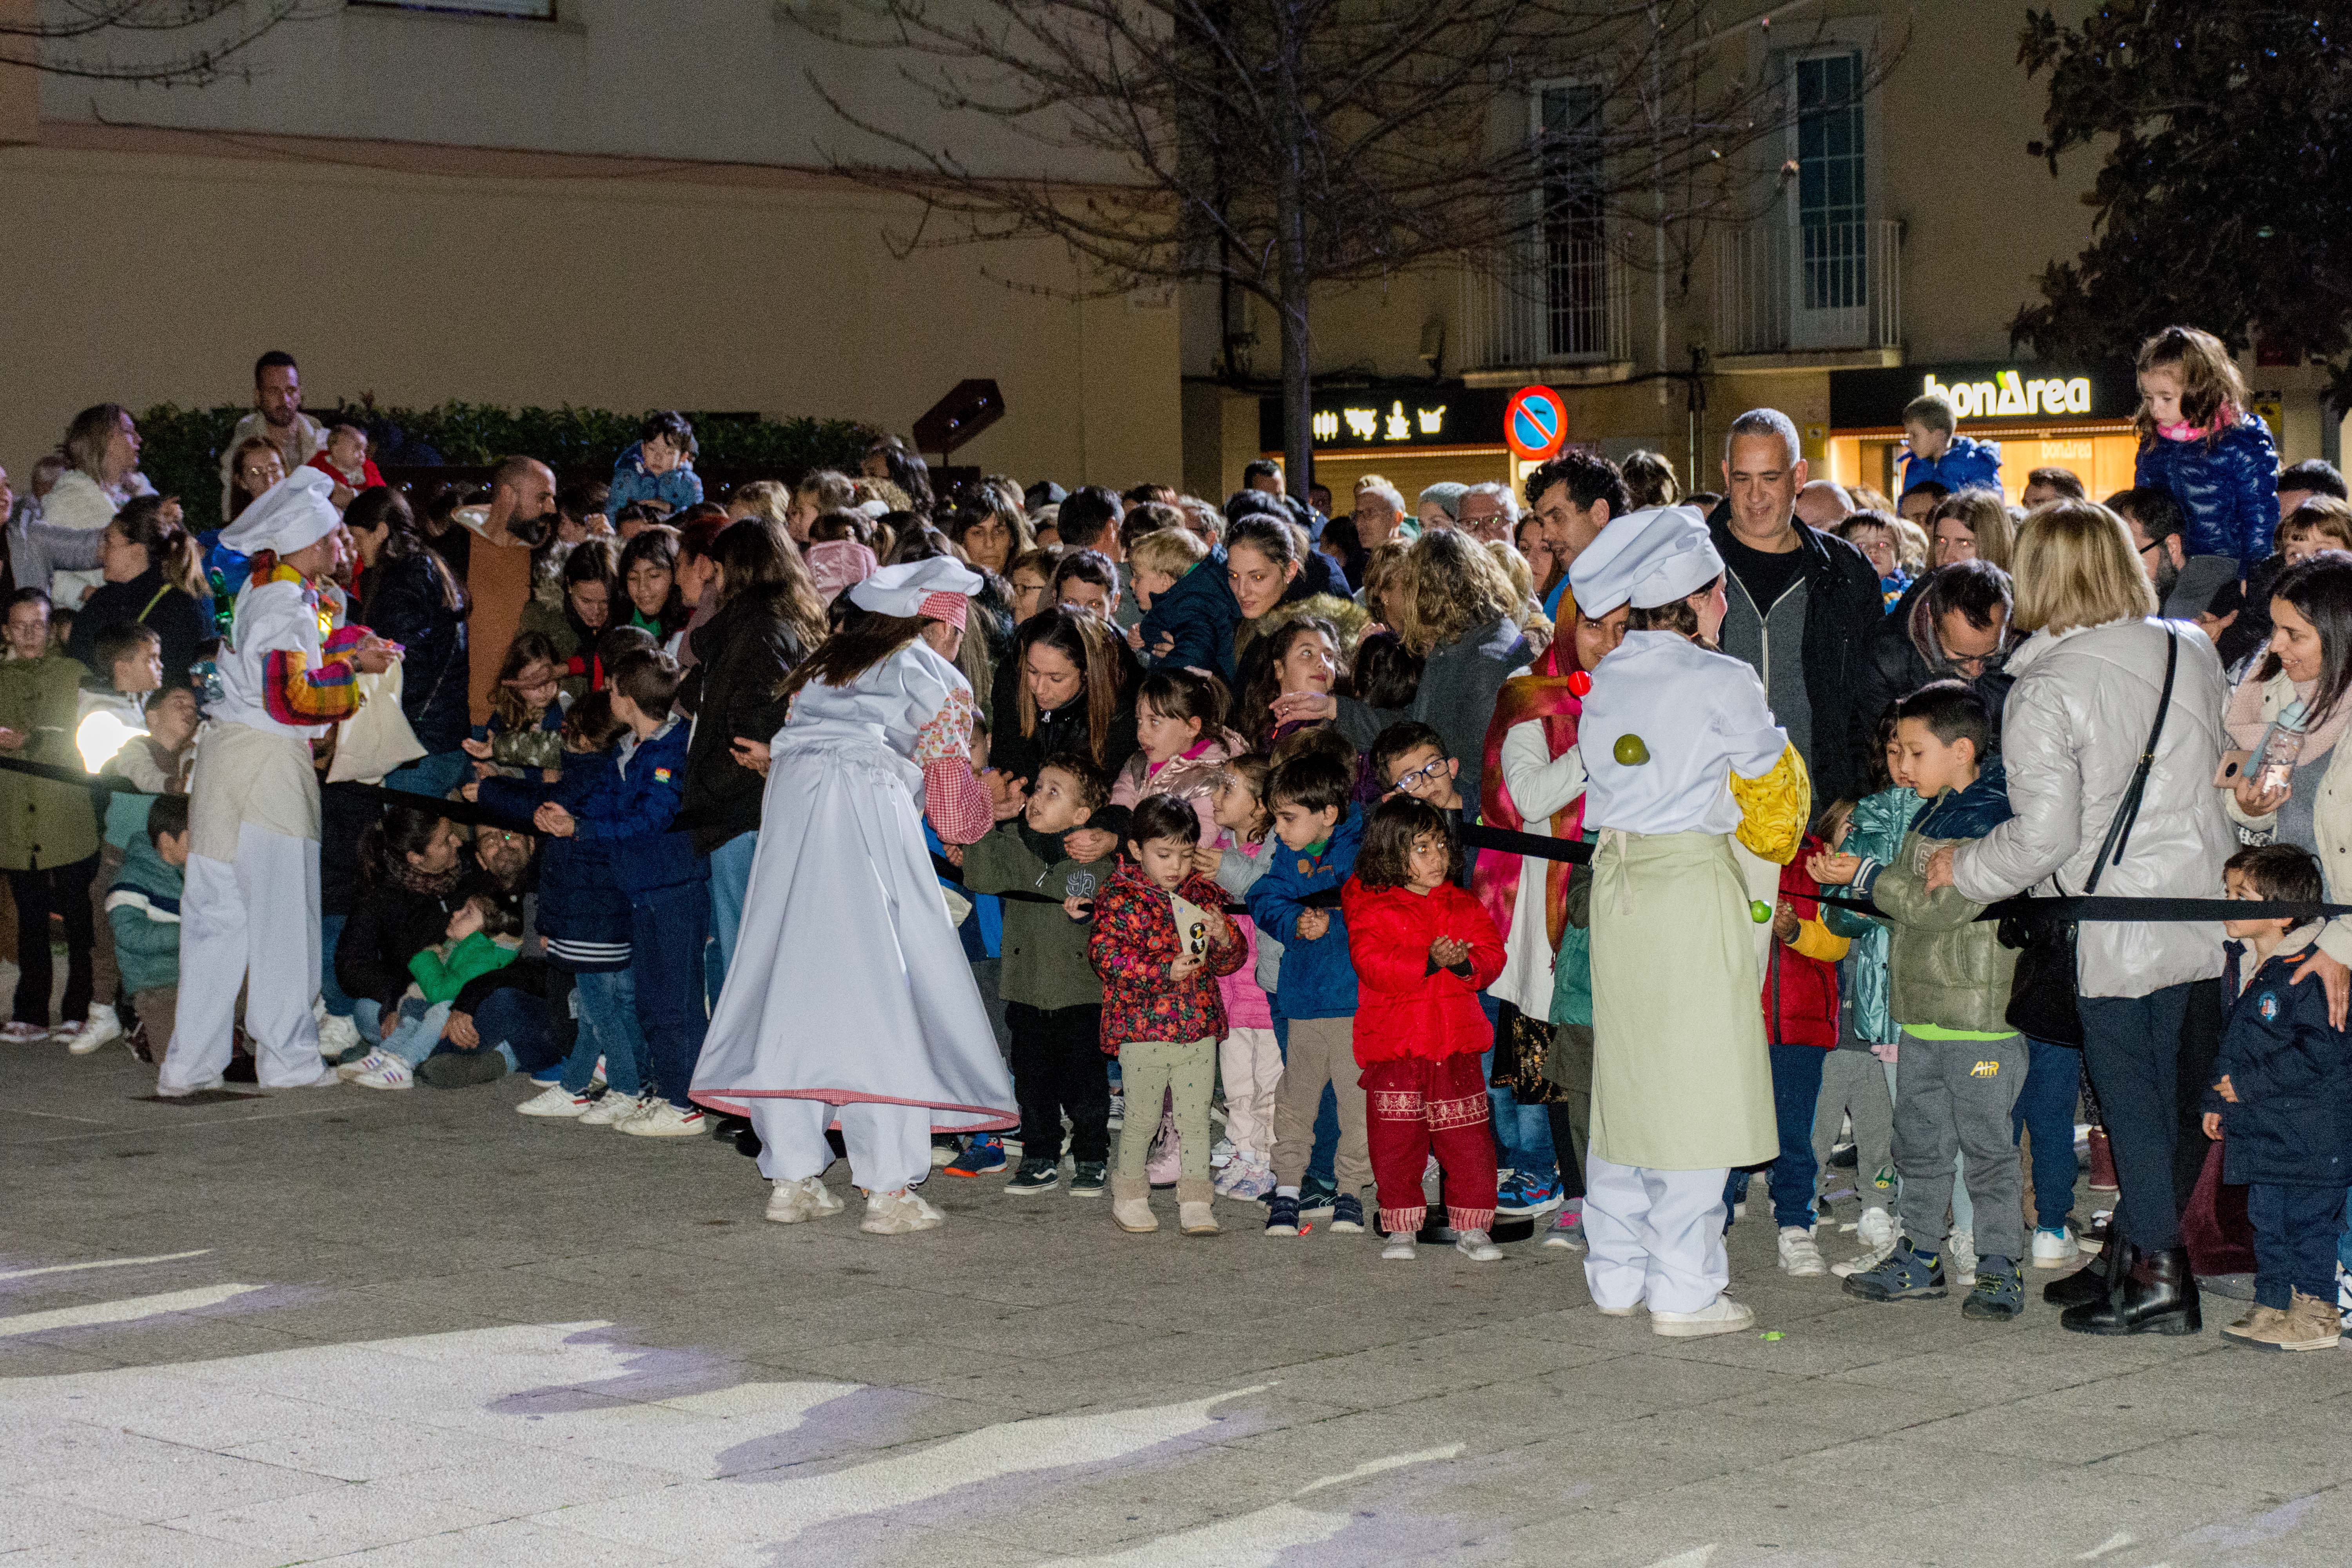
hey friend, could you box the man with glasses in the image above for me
[1857,559,2020,756]
[1351,480,1408,550]
[217,351,325,517]
[2111,485,2239,625]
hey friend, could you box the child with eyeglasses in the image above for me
[1372,721,1466,886]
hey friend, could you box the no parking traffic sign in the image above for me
[1503,385,1568,461]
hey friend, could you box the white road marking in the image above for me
[2076,1533,2134,1561]
[0,1283,264,1336]
[1296,1444,1466,1494]
[1065,1502,1354,1565]
[1640,1549,1718,1568]
[0,1249,212,1282]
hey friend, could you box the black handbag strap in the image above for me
[2082,626,2179,896]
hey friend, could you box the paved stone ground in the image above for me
[5,1039,2352,1568]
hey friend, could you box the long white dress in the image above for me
[689,639,1016,1135]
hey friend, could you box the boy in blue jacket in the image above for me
[1246,748,1369,1237]
[1901,390,2003,497]
[535,650,708,1136]
[606,412,704,521]
[1133,532,1240,683]
[475,690,652,1120]
[2205,843,2350,1352]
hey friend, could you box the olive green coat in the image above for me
[0,653,99,869]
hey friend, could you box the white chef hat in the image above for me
[218,466,342,559]
[849,555,984,628]
[1566,504,1722,617]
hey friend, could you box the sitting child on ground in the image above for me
[1343,796,1507,1261]
[340,891,523,1089]
[105,794,189,1063]
[2204,843,2352,1352]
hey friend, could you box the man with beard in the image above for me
[459,457,559,725]
[1855,559,2019,755]
[2111,486,2237,625]
[1525,449,1626,579]
[217,352,325,517]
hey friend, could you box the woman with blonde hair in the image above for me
[1924,498,2235,1337]
[1929,487,2014,571]
[726,479,793,533]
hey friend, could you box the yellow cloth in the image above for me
[1790,918,1850,965]
[1728,742,1810,865]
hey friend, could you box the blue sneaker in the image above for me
[1842,1236,1948,1302]
[945,1134,1008,1178]
[1298,1178,1338,1218]
[1264,1194,1302,1236]
[1496,1172,1564,1218]
[1963,1254,2024,1321]
[1330,1193,1365,1233]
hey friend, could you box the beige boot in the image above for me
[2245,1289,2342,1352]
[2220,1303,2288,1345]
[1112,1174,1158,1233]
[1177,1179,1218,1235]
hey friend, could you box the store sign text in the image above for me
[1923,369,2092,421]
[1312,401,1448,445]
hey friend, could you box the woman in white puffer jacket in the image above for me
[1927,501,2235,1338]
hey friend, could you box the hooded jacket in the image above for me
[1855,759,2019,1033]
[1764,841,1844,1048]
[1900,435,2003,497]
[105,830,184,996]
[606,442,705,521]
[1342,877,1505,1065]
[1855,578,2018,759]
[2136,413,2280,572]
[1823,785,1924,1045]
[2208,929,2352,1187]
[1245,803,1366,1019]
[1138,545,1243,684]
[1951,621,2234,997]
[1705,509,1886,807]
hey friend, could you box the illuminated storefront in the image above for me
[1260,385,1538,503]
[1823,361,2143,507]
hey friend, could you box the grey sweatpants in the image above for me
[1813,1047,1895,1204]
[1893,1029,2025,1265]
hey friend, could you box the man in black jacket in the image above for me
[1707,408,1888,805]
[1855,560,2020,759]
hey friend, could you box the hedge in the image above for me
[136,402,879,531]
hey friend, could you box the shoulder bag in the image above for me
[1999,627,2179,1046]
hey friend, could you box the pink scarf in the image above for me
[2156,403,2239,443]
[2225,669,2352,769]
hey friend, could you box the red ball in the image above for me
[1566,669,1592,697]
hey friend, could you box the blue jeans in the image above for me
[1726,1043,1827,1229]
[708,830,757,989]
[2249,1182,2343,1309]
[2011,1037,2082,1231]
[319,914,356,1018]
[352,996,385,1047]
[385,749,470,801]
[560,968,649,1096]
[632,884,710,1109]
[381,998,452,1067]
[465,988,564,1077]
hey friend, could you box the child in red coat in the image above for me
[1342,796,1506,1261]
[1089,793,1246,1237]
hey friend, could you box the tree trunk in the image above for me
[1276,5,1314,498]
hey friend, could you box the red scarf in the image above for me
[1471,637,1585,949]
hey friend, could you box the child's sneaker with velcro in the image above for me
[1264,1194,1302,1236]
[1843,1236,1948,1301]
[945,1134,1008,1178]
[1328,1193,1365,1234]
[1962,1254,2024,1320]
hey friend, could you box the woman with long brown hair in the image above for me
[691,558,1014,1237]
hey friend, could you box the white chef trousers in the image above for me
[750,1098,932,1193]
[1582,1154,1732,1314]
[158,826,323,1093]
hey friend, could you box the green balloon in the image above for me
[1613,733,1651,766]
[1749,900,1772,924]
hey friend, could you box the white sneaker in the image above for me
[155,1075,225,1098]
[1651,1294,1756,1338]
[1777,1225,1826,1277]
[1832,1206,1900,1278]
[766,1176,845,1224]
[64,1004,121,1056]
[1455,1229,1503,1262]
[861,1189,946,1234]
[620,1101,706,1138]
[579,1091,648,1127]
[0,1020,50,1044]
[337,1048,396,1083]
[1209,1137,1238,1170]
[2031,1225,2081,1270]
[351,1054,414,1090]
[517,1085,593,1118]
[1382,1233,1418,1260]
[316,1011,362,1060]
[1947,1227,1978,1288]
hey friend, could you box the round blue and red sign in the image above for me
[1503,385,1568,461]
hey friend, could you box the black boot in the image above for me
[2044,1233,2129,1309]
[2061,1244,2202,1336]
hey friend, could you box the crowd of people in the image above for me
[8,323,2352,1346]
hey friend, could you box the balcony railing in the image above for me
[1460,233,1632,372]
[1713,216,1902,357]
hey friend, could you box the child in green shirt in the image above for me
[341,893,523,1090]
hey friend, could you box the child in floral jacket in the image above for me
[1089,792,1245,1237]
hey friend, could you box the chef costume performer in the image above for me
[1567,505,1810,1336]
[158,467,395,1094]
[690,557,1017,1236]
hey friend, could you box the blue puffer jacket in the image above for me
[477,750,632,970]
[569,714,707,897]
[607,443,705,520]
[2207,932,2352,1187]
[1823,785,1924,1045]
[1138,546,1242,684]
[1245,804,1364,1020]
[1902,435,2003,496]
[2136,415,2279,572]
